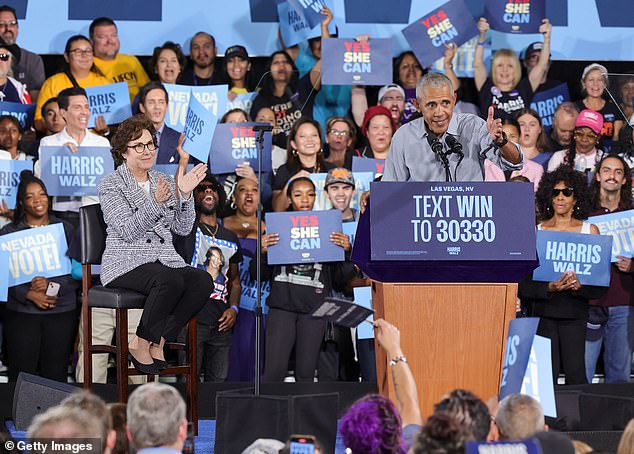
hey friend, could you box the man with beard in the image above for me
[586,155,634,383]
[178,32,226,86]
[381,72,522,183]
[138,81,181,164]
[0,5,45,102]
[174,174,242,382]
[90,17,150,101]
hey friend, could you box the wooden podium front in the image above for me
[372,281,516,417]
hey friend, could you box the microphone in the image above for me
[427,133,444,160]
[445,135,464,159]
[252,124,274,132]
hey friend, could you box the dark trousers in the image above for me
[109,262,214,343]
[5,309,76,382]
[537,316,588,385]
[197,324,232,382]
[264,307,326,382]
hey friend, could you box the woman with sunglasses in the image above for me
[547,109,605,175]
[519,166,606,384]
[98,114,213,375]
[35,35,110,133]
[0,42,30,104]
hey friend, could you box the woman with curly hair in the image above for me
[519,166,607,384]
[410,412,471,454]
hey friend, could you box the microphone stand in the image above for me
[253,125,271,396]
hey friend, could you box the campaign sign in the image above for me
[402,0,479,68]
[152,163,194,176]
[466,440,541,454]
[521,335,557,417]
[351,156,384,178]
[589,209,634,262]
[343,0,411,24]
[164,84,228,132]
[287,0,326,29]
[210,123,272,174]
[0,251,8,301]
[343,221,358,246]
[354,286,374,339]
[530,83,570,133]
[321,38,392,86]
[278,0,336,48]
[311,297,373,327]
[0,160,33,209]
[485,0,546,34]
[226,92,258,115]
[430,36,493,79]
[499,317,539,400]
[182,95,219,164]
[369,182,536,261]
[238,253,270,314]
[0,102,35,130]
[0,223,72,287]
[310,171,373,211]
[533,230,612,287]
[39,146,113,197]
[85,82,132,127]
[265,210,344,264]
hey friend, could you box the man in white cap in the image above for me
[352,83,406,131]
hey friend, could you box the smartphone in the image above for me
[45,282,61,297]
[289,435,315,454]
[182,422,194,454]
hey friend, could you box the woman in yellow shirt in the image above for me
[35,35,110,131]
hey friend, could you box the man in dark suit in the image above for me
[138,81,181,164]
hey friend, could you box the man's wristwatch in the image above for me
[493,131,508,148]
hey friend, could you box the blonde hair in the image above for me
[491,49,521,88]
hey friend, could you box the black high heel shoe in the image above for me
[128,352,160,375]
[153,358,168,370]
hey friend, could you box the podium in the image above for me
[352,182,538,416]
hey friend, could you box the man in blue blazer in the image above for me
[138,81,182,164]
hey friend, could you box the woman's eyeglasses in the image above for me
[551,188,574,197]
[127,141,156,154]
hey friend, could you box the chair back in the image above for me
[79,204,106,265]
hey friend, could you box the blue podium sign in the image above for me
[369,182,536,261]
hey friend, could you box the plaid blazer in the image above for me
[98,163,195,286]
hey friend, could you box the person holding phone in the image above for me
[0,171,78,382]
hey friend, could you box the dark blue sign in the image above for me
[210,123,272,174]
[499,318,539,401]
[322,38,392,86]
[402,0,479,68]
[85,82,132,128]
[39,146,113,197]
[4,0,26,18]
[287,0,326,28]
[0,160,32,209]
[249,0,279,22]
[533,230,613,287]
[238,254,270,313]
[152,163,194,176]
[530,83,570,133]
[183,95,218,164]
[0,223,71,286]
[68,0,162,20]
[351,156,384,178]
[0,102,35,130]
[265,210,344,264]
[369,182,536,261]
[485,0,545,33]
[596,0,634,27]
[466,440,541,454]
[344,0,411,24]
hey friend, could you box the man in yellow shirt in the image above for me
[90,17,150,101]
